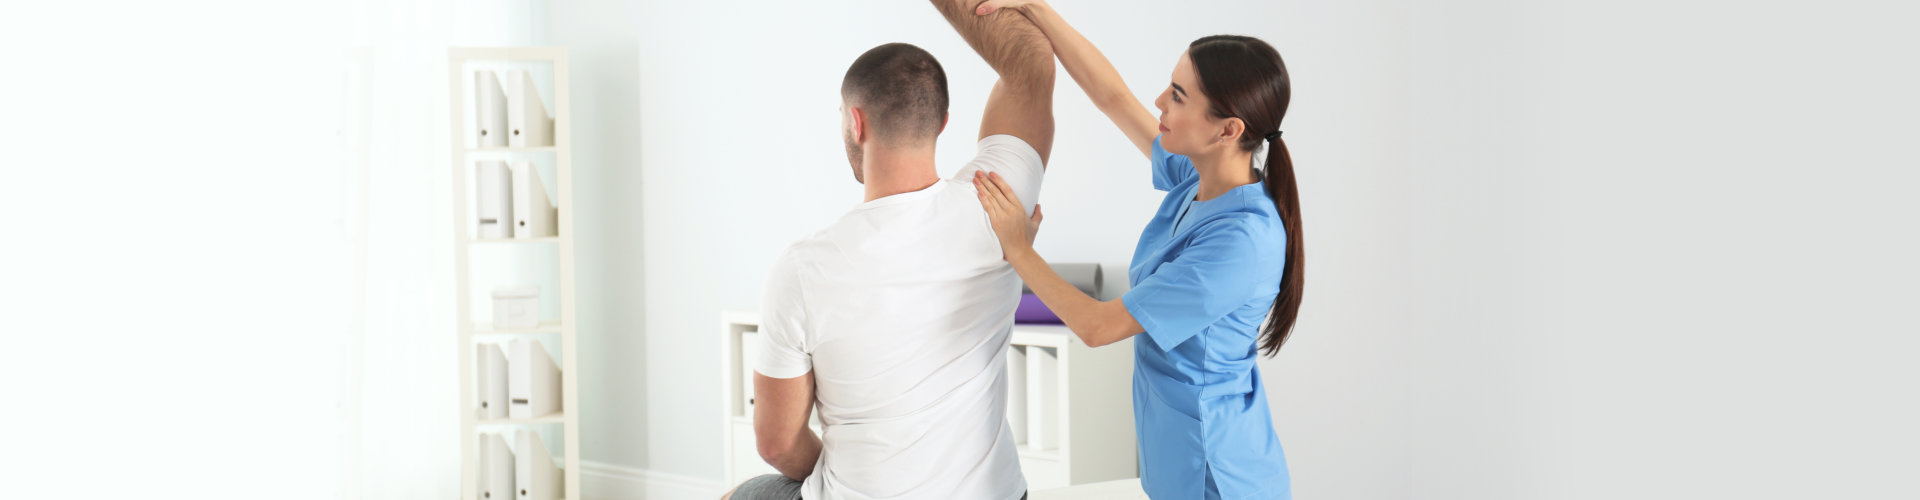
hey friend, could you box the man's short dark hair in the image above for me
[842,43,949,147]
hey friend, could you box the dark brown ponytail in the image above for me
[1188,35,1303,357]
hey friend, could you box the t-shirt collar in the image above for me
[854,178,947,210]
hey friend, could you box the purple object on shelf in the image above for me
[1014,293,1063,324]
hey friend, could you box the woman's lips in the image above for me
[1158,123,1170,133]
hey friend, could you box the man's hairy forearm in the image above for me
[930,0,1054,83]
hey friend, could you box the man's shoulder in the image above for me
[977,134,1039,155]
[947,135,1045,200]
[772,226,838,270]
[973,135,1042,169]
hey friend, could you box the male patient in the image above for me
[720,2,1055,500]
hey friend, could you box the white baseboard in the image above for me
[580,461,729,500]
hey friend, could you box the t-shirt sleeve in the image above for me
[1121,218,1271,351]
[754,252,813,379]
[952,134,1044,215]
[1150,135,1196,192]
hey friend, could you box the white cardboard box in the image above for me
[475,70,508,148]
[508,339,561,419]
[477,343,510,419]
[1008,345,1029,444]
[502,69,554,148]
[478,433,516,500]
[1027,346,1059,451]
[740,331,762,415]
[475,161,513,239]
[515,430,563,500]
[510,161,557,239]
[491,285,540,329]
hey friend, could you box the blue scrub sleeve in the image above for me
[1122,218,1269,352]
[1150,135,1196,191]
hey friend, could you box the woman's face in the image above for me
[1154,52,1230,157]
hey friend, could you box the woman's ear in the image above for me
[1217,117,1245,146]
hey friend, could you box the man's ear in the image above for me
[941,113,950,134]
[849,106,868,144]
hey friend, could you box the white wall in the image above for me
[6,0,558,498]
[1413,2,1920,497]
[599,0,1920,498]
[7,1,354,497]
[549,0,653,471]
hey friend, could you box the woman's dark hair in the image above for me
[1188,35,1303,357]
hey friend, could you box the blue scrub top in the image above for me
[1121,136,1291,500]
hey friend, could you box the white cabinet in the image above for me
[718,312,1137,489]
[1006,325,1138,490]
[727,418,778,482]
[721,312,793,485]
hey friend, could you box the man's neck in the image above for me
[860,146,941,202]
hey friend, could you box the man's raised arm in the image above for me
[931,0,1056,165]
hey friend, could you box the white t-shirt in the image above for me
[755,135,1044,500]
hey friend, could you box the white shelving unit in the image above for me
[720,311,782,485]
[719,311,1137,490]
[1003,324,1137,490]
[451,47,579,500]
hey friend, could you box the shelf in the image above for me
[474,411,567,429]
[468,320,564,336]
[1018,444,1063,461]
[470,236,560,245]
[465,146,556,153]
[1010,325,1073,348]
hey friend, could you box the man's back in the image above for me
[756,136,1043,500]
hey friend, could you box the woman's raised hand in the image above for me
[973,171,1042,258]
[975,0,1041,16]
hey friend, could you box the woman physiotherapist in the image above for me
[970,1,1305,499]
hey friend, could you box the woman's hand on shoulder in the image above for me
[974,171,1042,259]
